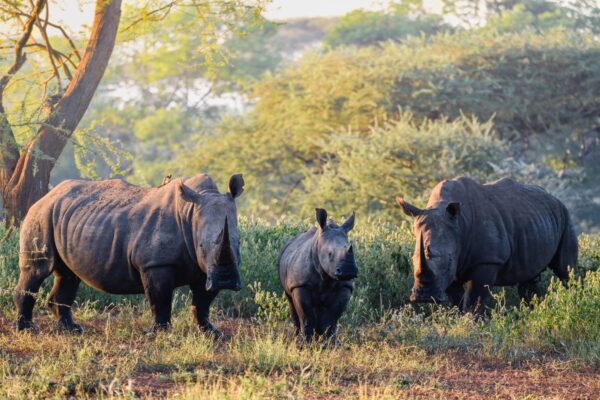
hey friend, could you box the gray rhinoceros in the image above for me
[14,173,245,335]
[397,177,578,313]
[278,208,357,344]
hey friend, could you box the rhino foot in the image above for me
[325,336,343,349]
[150,322,171,333]
[55,320,84,333]
[199,322,224,340]
[13,319,39,332]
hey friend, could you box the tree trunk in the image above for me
[0,0,122,226]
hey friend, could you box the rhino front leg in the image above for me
[463,265,499,316]
[291,287,317,343]
[445,281,465,310]
[190,280,222,338]
[518,275,541,304]
[47,268,82,332]
[141,267,175,331]
[317,286,352,346]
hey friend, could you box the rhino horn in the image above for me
[216,217,234,266]
[416,236,434,284]
[347,244,353,255]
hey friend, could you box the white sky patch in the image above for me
[2,0,386,33]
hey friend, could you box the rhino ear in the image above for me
[396,197,423,217]
[178,180,197,202]
[341,211,355,232]
[446,202,461,218]
[228,174,245,199]
[315,208,327,230]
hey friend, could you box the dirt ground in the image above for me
[2,314,599,399]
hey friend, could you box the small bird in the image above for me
[159,174,172,187]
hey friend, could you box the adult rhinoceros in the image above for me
[397,177,578,313]
[15,174,245,335]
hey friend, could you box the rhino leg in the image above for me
[518,275,541,304]
[14,238,53,331]
[190,280,222,338]
[285,293,300,336]
[463,265,499,315]
[47,266,82,332]
[14,268,49,331]
[445,281,465,310]
[291,287,318,342]
[549,219,578,283]
[141,267,175,330]
[316,286,351,346]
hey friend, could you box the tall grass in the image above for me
[1,219,599,367]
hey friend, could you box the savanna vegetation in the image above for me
[1,0,600,398]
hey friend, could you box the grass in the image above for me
[0,219,599,398]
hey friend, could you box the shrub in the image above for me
[489,270,600,363]
[176,29,600,222]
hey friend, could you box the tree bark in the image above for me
[0,0,122,226]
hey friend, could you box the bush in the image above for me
[175,29,600,222]
[301,113,526,220]
[489,270,600,363]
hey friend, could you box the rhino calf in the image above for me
[14,174,245,335]
[398,177,578,314]
[278,209,357,344]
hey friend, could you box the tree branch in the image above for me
[0,0,47,190]
[34,4,63,91]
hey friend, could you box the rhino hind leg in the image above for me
[14,269,49,331]
[47,266,83,333]
[14,234,53,331]
[190,280,222,338]
[549,218,578,283]
[285,293,300,336]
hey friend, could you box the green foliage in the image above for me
[302,114,524,218]
[250,281,289,327]
[0,224,19,309]
[490,270,600,362]
[324,3,447,48]
[175,29,600,222]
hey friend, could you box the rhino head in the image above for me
[314,208,358,281]
[397,197,461,303]
[179,174,245,292]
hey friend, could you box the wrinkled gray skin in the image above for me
[398,177,578,314]
[14,173,245,335]
[278,208,357,345]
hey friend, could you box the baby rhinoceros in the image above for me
[278,208,357,345]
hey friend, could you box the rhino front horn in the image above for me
[217,217,234,266]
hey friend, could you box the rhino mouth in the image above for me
[410,286,447,303]
[206,267,242,292]
[335,269,357,281]
[206,277,242,292]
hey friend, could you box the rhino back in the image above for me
[278,228,320,292]
[437,177,570,284]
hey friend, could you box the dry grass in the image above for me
[1,307,599,399]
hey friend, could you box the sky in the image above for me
[45,0,386,32]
